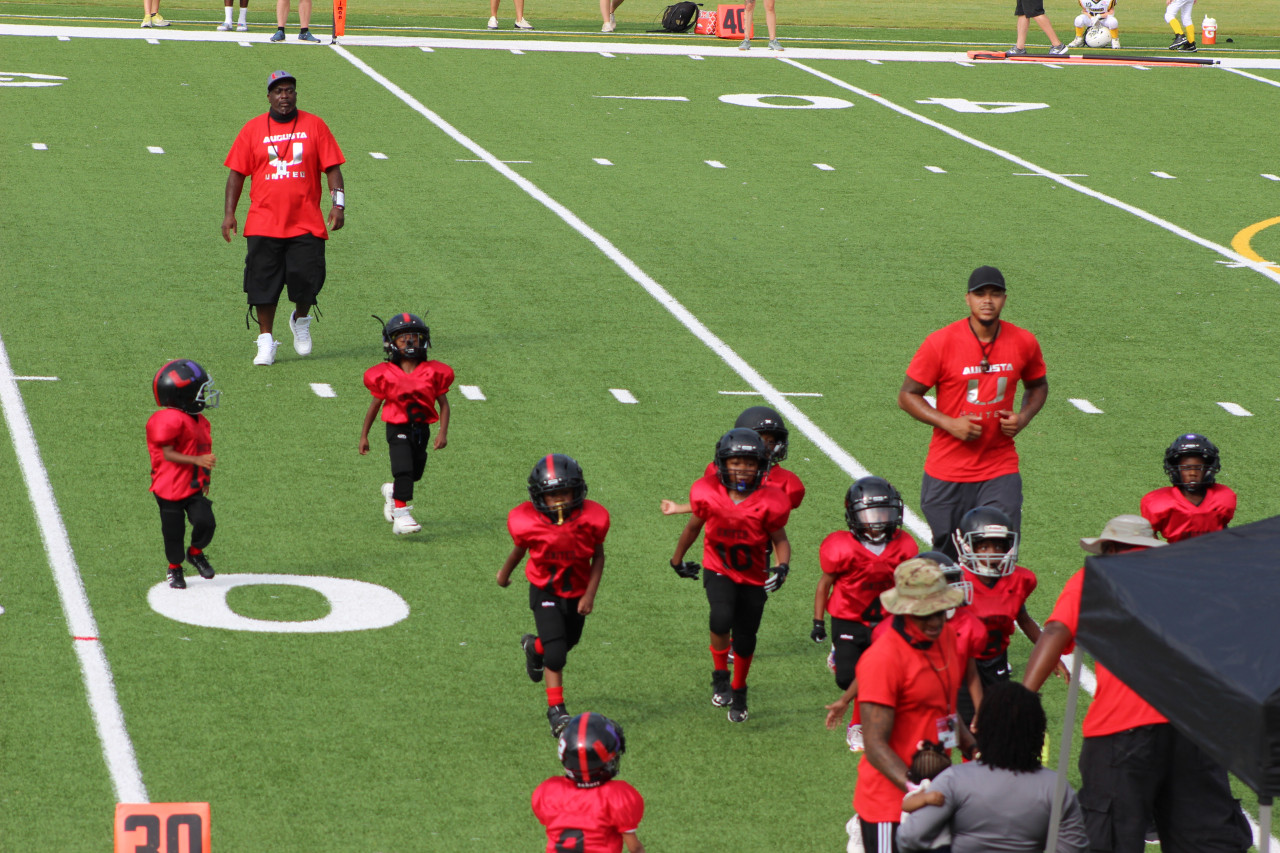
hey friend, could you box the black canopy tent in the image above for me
[1046,514,1280,850]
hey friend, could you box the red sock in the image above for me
[168,563,182,570]
[850,704,862,726]
[535,637,545,655]
[187,547,202,556]
[732,654,753,690]
[394,499,407,508]
[711,645,730,671]
[546,686,564,707]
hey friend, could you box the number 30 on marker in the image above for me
[114,803,211,853]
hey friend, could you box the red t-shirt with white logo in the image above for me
[224,110,345,239]
[363,360,454,425]
[819,529,918,623]
[508,500,610,599]
[690,474,791,586]
[906,319,1046,482]
[146,408,212,501]
[1140,484,1236,543]
[961,564,1037,660]
[532,776,644,853]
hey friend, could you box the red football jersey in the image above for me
[948,606,989,661]
[363,360,454,425]
[1140,484,1236,543]
[508,500,610,599]
[819,529,918,623]
[146,408,212,501]
[690,473,791,586]
[702,461,806,509]
[532,776,644,853]
[224,110,345,239]
[906,319,1046,482]
[855,622,964,822]
[1048,568,1167,737]
[960,564,1037,660]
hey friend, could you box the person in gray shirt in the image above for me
[898,681,1087,853]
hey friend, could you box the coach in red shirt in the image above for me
[897,266,1047,554]
[223,70,345,367]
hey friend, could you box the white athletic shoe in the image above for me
[392,506,422,535]
[236,22,248,31]
[486,15,499,28]
[514,18,534,29]
[253,332,279,366]
[846,722,864,752]
[846,815,865,853]
[381,483,395,523]
[1066,36,1084,47]
[1111,37,1120,48]
[289,310,312,356]
[602,18,616,32]
[217,21,232,30]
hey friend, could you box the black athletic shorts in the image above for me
[243,233,326,306]
[1015,0,1046,18]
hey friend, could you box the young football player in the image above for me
[1067,0,1119,48]
[660,405,805,515]
[1164,0,1198,51]
[952,506,1062,724]
[358,313,452,535]
[1140,433,1235,543]
[532,712,645,853]
[146,359,220,589]
[669,428,791,723]
[498,454,610,737]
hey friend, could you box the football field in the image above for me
[4,17,1280,851]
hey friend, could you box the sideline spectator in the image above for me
[1023,515,1251,853]
[601,0,622,32]
[898,681,1088,853]
[222,70,345,366]
[487,0,534,31]
[737,0,782,52]
[1008,0,1068,55]
[218,0,250,32]
[271,0,321,41]
[853,558,976,853]
[897,265,1047,557]
[140,0,170,27]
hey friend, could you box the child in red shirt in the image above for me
[359,313,452,535]
[146,360,220,589]
[1140,433,1235,543]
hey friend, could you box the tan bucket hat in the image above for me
[880,557,966,616]
[1079,514,1166,554]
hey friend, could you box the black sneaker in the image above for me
[728,687,749,723]
[1169,34,1187,49]
[521,633,544,683]
[547,704,571,737]
[187,551,214,579]
[1175,41,1197,51]
[711,670,732,707]
[167,567,186,589]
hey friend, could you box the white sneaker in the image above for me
[846,815,865,853]
[486,15,499,28]
[1067,36,1084,47]
[392,506,422,535]
[514,18,534,29]
[381,483,395,523]
[846,722,864,752]
[826,644,836,673]
[253,332,279,366]
[217,21,232,30]
[289,310,312,356]
[236,22,248,31]
[1111,37,1120,48]
[602,18,615,32]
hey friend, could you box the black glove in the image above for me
[810,618,827,643]
[671,559,701,580]
[764,562,790,593]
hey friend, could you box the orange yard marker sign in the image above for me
[115,803,211,853]
[715,4,752,40]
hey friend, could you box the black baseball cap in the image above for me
[267,70,296,91]
[967,265,1006,292]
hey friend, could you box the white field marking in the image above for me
[510,48,524,54]
[456,159,532,163]
[594,157,613,165]
[370,152,388,159]
[956,61,974,66]
[58,35,70,40]
[1132,65,1149,71]
[309,382,336,397]
[1151,170,1176,179]
[866,59,882,65]
[146,146,164,154]
[31,142,47,150]
[459,384,486,401]
[780,57,1280,288]
[1263,174,1280,182]
[1015,172,1087,177]
[327,46,935,539]
[238,40,251,47]
[719,390,824,397]
[599,51,615,58]
[925,165,947,173]
[595,95,689,101]
[15,375,59,381]
[1222,67,1280,88]
[145,37,158,44]
[705,159,726,168]
[610,388,638,404]
[0,330,147,803]
[814,163,834,171]
[1218,402,1252,416]
[690,55,704,60]
[1043,63,1063,69]
[419,45,434,52]
[1068,398,1103,414]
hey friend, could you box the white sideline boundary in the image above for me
[0,331,147,804]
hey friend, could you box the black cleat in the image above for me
[548,704,571,737]
[187,551,214,579]
[167,567,186,589]
[1169,34,1187,49]
[1175,40,1197,51]
[728,687,749,723]
[521,633,544,683]
[711,670,732,707]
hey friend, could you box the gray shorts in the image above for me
[920,471,1022,555]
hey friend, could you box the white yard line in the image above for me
[0,331,147,804]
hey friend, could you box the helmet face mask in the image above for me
[1163,434,1220,494]
[734,406,789,462]
[558,712,626,787]
[528,454,587,525]
[380,313,431,364]
[153,359,220,415]
[714,428,771,495]
[953,507,1019,578]
[844,477,904,545]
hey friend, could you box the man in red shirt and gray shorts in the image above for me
[897,265,1048,557]
[223,70,345,366]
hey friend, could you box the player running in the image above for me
[1141,433,1235,543]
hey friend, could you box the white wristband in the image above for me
[331,189,345,208]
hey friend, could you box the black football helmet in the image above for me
[558,712,626,788]
[844,477,904,545]
[379,312,431,363]
[152,359,219,415]
[528,453,587,525]
[953,506,1019,578]
[714,428,771,495]
[1163,433,1220,493]
[734,405,789,462]
[918,550,972,606]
